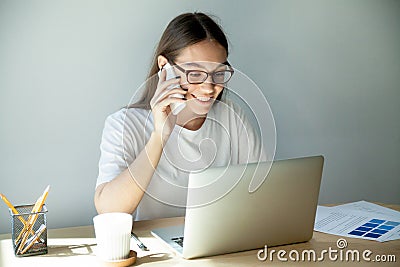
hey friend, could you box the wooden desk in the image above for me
[1,204,399,266]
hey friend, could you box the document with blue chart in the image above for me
[314,201,400,242]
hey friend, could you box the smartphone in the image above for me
[157,63,186,115]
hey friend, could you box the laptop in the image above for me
[151,155,324,259]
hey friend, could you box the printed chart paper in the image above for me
[314,201,400,242]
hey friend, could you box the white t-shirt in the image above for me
[96,100,266,220]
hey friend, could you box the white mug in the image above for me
[93,212,132,261]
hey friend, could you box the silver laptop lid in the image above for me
[182,156,324,259]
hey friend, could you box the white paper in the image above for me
[334,200,400,220]
[314,201,400,242]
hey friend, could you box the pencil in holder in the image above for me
[9,204,48,256]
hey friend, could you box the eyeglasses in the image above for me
[171,61,234,85]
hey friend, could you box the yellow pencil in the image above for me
[0,194,34,224]
[20,224,47,254]
[0,193,20,215]
[0,193,37,239]
[17,185,50,253]
[15,193,45,244]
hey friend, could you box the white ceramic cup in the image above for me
[93,212,132,261]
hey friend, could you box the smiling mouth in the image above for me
[191,94,213,102]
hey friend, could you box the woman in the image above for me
[95,12,265,220]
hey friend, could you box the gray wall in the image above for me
[0,0,399,234]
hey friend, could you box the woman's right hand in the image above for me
[150,69,187,145]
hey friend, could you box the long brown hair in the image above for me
[128,12,229,109]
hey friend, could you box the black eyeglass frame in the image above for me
[170,60,234,85]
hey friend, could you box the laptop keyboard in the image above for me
[171,236,184,247]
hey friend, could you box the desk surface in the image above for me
[1,204,399,266]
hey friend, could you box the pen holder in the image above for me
[9,204,48,257]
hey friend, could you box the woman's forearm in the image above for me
[94,132,164,214]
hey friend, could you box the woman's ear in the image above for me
[157,55,169,70]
